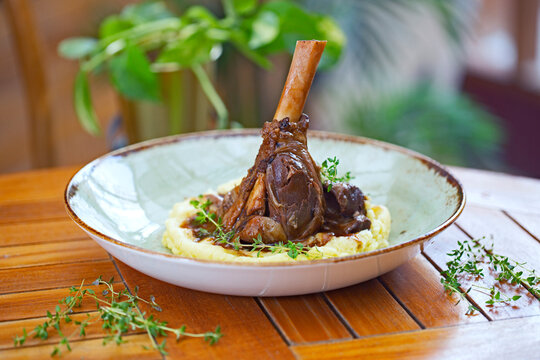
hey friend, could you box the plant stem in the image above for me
[222,0,236,19]
[191,64,228,129]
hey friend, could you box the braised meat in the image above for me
[219,115,324,243]
[216,115,371,244]
[322,183,371,236]
[204,40,371,246]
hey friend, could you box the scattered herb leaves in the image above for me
[441,237,539,315]
[13,277,222,356]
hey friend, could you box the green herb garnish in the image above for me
[441,237,540,314]
[320,156,353,191]
[13,277,222,356]
[190,198,319,260]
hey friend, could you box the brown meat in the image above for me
[218,115,325,243]
[236,216,287,243]
[245,173,266,216]
[265,121,325,239]
[322,183,371,236]
[210,41,372,246]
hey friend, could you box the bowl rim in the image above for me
[64,129,466,267]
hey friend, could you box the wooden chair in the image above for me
[4,0,54,168]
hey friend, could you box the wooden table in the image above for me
[1,166,539,359]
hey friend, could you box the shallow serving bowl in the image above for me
[65,129,465,296]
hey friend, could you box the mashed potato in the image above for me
[162,180,391,263]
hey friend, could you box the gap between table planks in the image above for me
[0,165,539,359]
[292,315,540,360]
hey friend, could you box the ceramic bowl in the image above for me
[65,129,465,296]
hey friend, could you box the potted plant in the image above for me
[58,0,345,143]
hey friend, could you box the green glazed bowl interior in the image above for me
[66,129,464,262]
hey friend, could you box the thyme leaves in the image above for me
[441,237,539,314]
[13,277,222,356]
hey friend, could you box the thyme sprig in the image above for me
[241,235,317,259]
[440,237,540,314]
[13,277,222,357]
[320,157,354,191]
[190,198,319,260]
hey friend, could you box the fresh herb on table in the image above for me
[320,156,354,191]
[440,237,540,315]
[190,198,317,259]
[13,277,222,357]
[58,0,345,134]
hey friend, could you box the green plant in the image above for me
[320,156,353,191]
[345,84,504,169]
[301,0,473,78]
[441,237,540,315]
[58,0,345,135]
[13,277,221,357]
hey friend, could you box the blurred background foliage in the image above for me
[179,0,504,169]
[297,0,504,170]
[4,0,522,174]
[344,83,503,169]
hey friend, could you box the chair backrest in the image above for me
[5,0,54,168]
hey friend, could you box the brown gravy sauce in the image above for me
[180,194,337,252]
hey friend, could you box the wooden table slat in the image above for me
[258,294,352,344]
[0,261,119,295]
[0,167,77,205]
[325,279,421,337]
[504,211,540,243]
[0,284,125,322]
[450,166,540,214]
[0,239,109,269]
[292,315,540,360]
[379,255,488,327]
[115,261,294,360]
[0,334,161,360]
[1,165,539,359]
[0,200,67,225]
[457,206,540,270]
[0,312,146,350]
[0,219,87,247]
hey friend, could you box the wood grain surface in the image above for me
[292,316,540,360]
[325,280,421,336]
[258,294,352,344]
[0,165,539,359]
[0,219,86,246]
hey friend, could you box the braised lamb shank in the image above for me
[217,41,370,246]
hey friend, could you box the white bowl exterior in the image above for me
[88,230,421,297]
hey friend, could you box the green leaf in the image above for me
[314,16,346,70]
[254,1,345,70]
[121,1,175,24]
[51,347,59,357]
[157,30,218,67]
[233,0,257,15]
[74,71,100,135]
[109,45,160,101]
[99,16,133,39]
[249,11,280,49]
[58,37,98,59]
[184,6,220,27]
